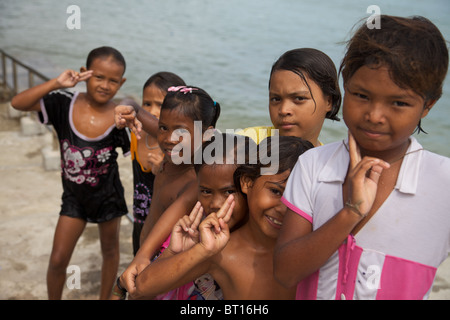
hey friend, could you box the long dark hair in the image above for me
[270,48,341,121]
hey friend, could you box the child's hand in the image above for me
[346,132,390,218]
[115,105,143,138]
[120,255,151,298]
[56,69,92,88]
[168,202,204,254]
[198,212,231,256]
[147,149,164,173]
[215,194,235,223]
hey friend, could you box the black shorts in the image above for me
[60,188,127,223]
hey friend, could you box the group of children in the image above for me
[11,14,450,300]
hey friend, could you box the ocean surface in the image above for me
[1,0,449,156]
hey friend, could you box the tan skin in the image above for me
[115,69,334,146]
[134,171,296,300]
[197,164,248,230]
[269,70,332,147]
[115,107,214,298]
[135,84,165,172]
[11,56,127,299]
[273,65,435,288]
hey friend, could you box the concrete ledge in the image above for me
[20,116,45,136]
[8,103,23,119]
[41,146,60,171]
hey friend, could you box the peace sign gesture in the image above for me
[345,132,390,218]
[168,201,204,255]
[168,195,235,255]
[56,69,93,88]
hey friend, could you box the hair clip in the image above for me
[168,86,198,94]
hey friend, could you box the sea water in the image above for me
[1,0,449,156]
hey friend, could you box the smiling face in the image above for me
[269,70,331,146]
[197,164,248,230]
[83,56,125,105]
[343,65,433,160]
[240,170,290,239]
[157,107,196,164]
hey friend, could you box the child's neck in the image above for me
[360,139,411,165]
[82,92,113,111]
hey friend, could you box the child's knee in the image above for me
[100,240,119,260]
[48,251,71,271]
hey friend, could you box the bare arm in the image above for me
[134,208,233,299]
[274,133,390,287]
[114,104,159,139]
[119,181,198,296]
[11,69,92,112]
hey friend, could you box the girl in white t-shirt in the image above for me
[274,15,450,300]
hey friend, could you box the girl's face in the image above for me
[197,164,248,230]
[83,56,125,105]
[157,108,196,164]
[343,65,433,160]
[269,70,332,146]
[142,84,165,119]
[241,170,290,239]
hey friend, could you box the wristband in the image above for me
[345,200,367,218]
[116,277,127,293]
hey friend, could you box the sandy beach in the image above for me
[0,100,449,300]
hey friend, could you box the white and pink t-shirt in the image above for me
[282,137,450,300]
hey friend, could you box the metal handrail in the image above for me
[0,49,58,150]
[1,48,50,97]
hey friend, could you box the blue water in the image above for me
[1,0,449,156]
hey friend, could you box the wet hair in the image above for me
[233,136,314,197]
[143,72,186,92]
[194,132,257,174]
[269,48,341,121]
[339,15,449,132]
[86,46,126,74]
[161,86,221,131]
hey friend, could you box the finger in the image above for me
[191,206,204,230]
[187,201,203,228]
[116,105,134,115]
[222,200,235,224]
[200,214,220,234]
[218,218,229,234]
[134,119,142,139]
[120,113,137,120]
[177,215,192,232]
[368,162,390,181]
[78,70,93,81]
[188,201,202,219]
[216,194,234,219]
[348,131,361,169]
[352,158,386,184]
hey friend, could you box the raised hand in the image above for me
[215,194,235,223]
[147,148,164,174]
[168,202,204,255]
[56,69,92,88]
[198,209,232,256]
[114,104,143,138]
[345,132,390,218]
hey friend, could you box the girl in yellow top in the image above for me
[239,48,341,146]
